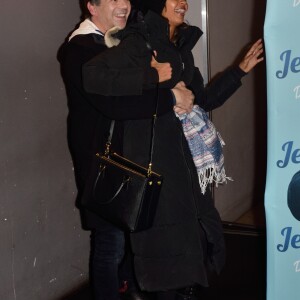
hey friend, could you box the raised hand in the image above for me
[239,39,264,73]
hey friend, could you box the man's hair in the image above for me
[83,0,101,18]
[85,0,100,5]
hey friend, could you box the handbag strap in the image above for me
[104,119,115,156]
[104,28,160,176]
[105,84,159,177]
[147,84,159,176]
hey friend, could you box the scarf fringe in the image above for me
[177,105,233,194]
[198,165,233,194]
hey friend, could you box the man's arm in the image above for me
[63,38,193,120]
[62,40,174,120]
[172,82,194,115]
[83,33,172,96]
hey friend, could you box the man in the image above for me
[61,1,194,299]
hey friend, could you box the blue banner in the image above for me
[264,1,300,300]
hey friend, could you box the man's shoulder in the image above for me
[68,33,106,50]
[60,33,107,69]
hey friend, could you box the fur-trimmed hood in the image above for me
[104,26,121,48]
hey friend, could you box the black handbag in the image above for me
[81,90,162,232]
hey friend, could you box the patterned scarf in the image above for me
[177,105,231,194]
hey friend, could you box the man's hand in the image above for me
[151,54,172,83]
[171,81,194,115]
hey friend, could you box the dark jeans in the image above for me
[90,223,133,300]
[89,221,207,300]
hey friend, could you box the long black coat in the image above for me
[61,29,175,229]
[82,12,245,291]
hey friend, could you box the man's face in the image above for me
[88,0,131,33]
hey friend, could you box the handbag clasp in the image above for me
[104,142,111,156]
[147,163,152,177]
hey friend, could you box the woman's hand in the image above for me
[239,39,264,73]
[151,54,172,83]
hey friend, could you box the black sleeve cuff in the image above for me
[231,66,247,80]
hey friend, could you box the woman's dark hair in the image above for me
[131,0,166,15]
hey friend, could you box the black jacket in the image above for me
[81,12,246,291]
[83,11,245,110]
[61,29,175,229]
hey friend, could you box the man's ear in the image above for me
[87,2,98,16]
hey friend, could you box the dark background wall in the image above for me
[187,0,267,222]
[0,1,90,299]
[209,0,267,220]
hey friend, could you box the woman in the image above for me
[126,0,263,297]
[83,0,264,299]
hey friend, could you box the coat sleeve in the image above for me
[62,40,173,121]
[188,66,246,112]
[82,33,158,96]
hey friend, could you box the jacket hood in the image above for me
[104,26,121,48]
[99,10,203,51]
[144,10,203,51]
[131,0,166,15]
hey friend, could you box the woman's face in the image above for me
[161,0,188,28]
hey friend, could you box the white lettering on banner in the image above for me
[294,260,300,272]
[294,0,300,7]
[294,85,300,99]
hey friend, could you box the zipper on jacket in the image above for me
[170,41,185,77]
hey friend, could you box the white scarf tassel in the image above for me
[198,166,233,194]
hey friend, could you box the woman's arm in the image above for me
[190,66,245,112]
[190,39,264,112]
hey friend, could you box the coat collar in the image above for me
[68,19,104,41]
[103,10,203,51]
[144,10,170,42]
[144,10,203,51]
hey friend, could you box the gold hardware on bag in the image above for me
[157,181,162,185]
[104,142,111,156]
[148,181,153,186]
[147,163,153,177]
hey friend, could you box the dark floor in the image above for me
[62,221,266,300]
